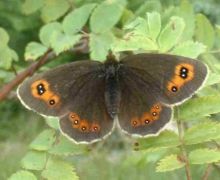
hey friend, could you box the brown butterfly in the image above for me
[17,53,208,144]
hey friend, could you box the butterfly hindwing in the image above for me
[59,71,114,143]
[118,65,172,136]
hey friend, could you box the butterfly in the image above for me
[17,53,208,144]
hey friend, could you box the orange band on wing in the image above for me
[31,79,61,108]
[130,103,162,128]
[68,112,101,133]
[167,63,194,93]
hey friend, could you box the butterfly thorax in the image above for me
[104,59,121,118]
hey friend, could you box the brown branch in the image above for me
[0,50,54,102]
[0,36,89,102]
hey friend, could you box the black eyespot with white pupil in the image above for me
[74,120,79,125]
[81,126,86,131]
[145,119,150,124]
[93,127,98,131]
[37,83,46,95]
[49,99,56,105]
[171,86,178,92]
[152,112,157,116]
[180,67,188,79]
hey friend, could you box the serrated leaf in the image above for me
[63,3,96,35]
[9,170,37,180]
[21,151,47,170]
[171,41,206,58]
[113,35,157,52]
[22,0,44,14]
[39,22,62,47]
[156,154,185,172]
[176,0,195,41]
[135,0,162,16]
[30,129,56,151]
[41,157,79,180]
[158,16,185,52]
[90,32,114,61]
[41,0,69,23]
[195,14,215,50]
[0,27,9,45]
[146,11,161,41]
[25,42,48,61]
[189,149,220,164]
[90,0,125,33]
[45,117,59,130]
[204,72,220,86]
[184,121,220,145]
[51,32,81,55]
[135,131,180,151]
[49,135,86,156]
[124,17,148,36]
[179,95,220,121]
[201,54,220,74]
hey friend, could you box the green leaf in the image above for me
[51,32,81,55]
[21,151,47,170]
[30,129,56,151]
[41,157,79,180]
[135,131,180,151]
[0,27,9,45]
[156,154,185,172]
[90,0,125,33]
[8,170,37,180]
[158,16,185,52]
[45,117,59,130]
[63,3,96,35]
[171,41,206,58]
[176,0,195,41]
[204,72,220,86]
[90,32,114,61]
[39,22,62,47]
[184,121,220,145]
[25,42,48,61]
[113,35,157,52]
[49,135,86,156]
[22,0,44,14]
[189,149,220,164]
[41,0,69,23]
[124,17,148,36]
[0,46,17,69]
[146,11,161,41]
[195,14,215,49]
[135,0,162,16]
[201,54,220,73]
[178,95,220,121]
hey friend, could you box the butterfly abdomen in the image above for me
[104,63,121,118]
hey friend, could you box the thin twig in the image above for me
[0,36,89,102]
[176,108,192,180]
[202,164,212,180]
[0,50,54,101]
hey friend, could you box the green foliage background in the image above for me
[1,0,220,179]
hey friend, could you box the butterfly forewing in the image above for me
[17,61,101,116]
[120,54,208,105]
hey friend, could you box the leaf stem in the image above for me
[175,108,192,180]
[202,164,212,180]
